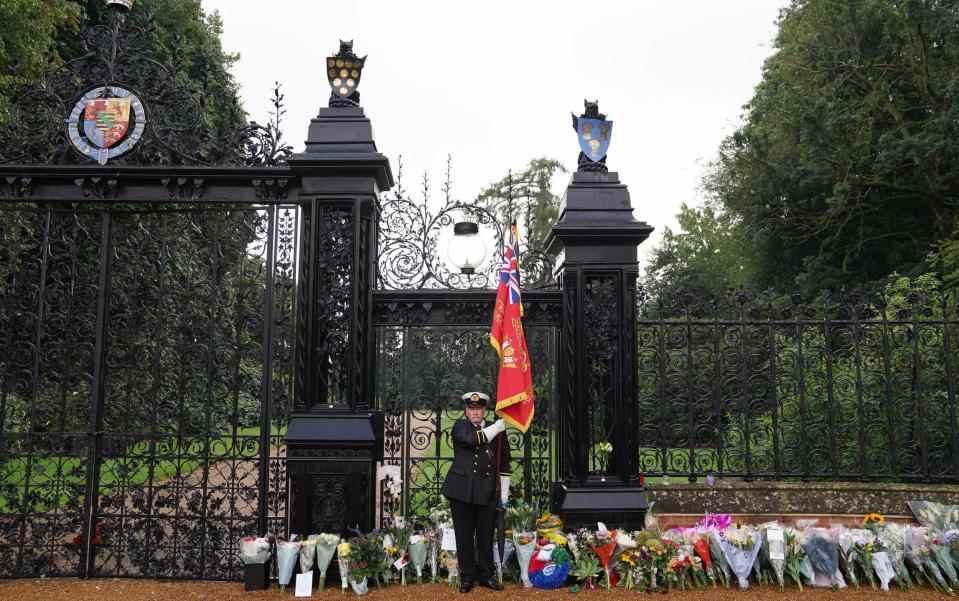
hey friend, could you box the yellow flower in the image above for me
[545,531,567,546]
[863,513,886,525]
[337,542,351,557]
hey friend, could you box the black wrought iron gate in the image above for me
[372,293,561,526]
[0,201,297,579]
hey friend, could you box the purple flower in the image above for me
[698,513,732,531]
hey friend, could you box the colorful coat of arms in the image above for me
[67,86,146,165]
[83,98,132,150]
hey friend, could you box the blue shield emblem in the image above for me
[576,117,613,162]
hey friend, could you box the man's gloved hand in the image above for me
[480,418,506,442]
[500,475,510,505]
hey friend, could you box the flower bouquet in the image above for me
[297,536,316,576]
[492,537,515,584]
[239,535,271,565]
[588,524,619,590]
[803,528,846,589]
[513,530,537,587]
[275,537,300,592]
[948,530,959,576]
[667,549,707,591]
[617,547,641,590]
[239,535,271,591]
[637,534,667,591]
[570,542,601,590]
[908,500,959,532]
[872,550,896,591]
[440,550,460,589]
[388,518,414,585]
[707,531,732,587]
[380,532,396,585]
[536,511,565,543]
[931,532,959,588]
[408,534,428,584]
[878,522,913,590]
[314,533,340,590]
[719,526,763,590]
[764,525,787,591]
[426,530,440,583]
[505,501,537,534]
[905,526,953,594]
[835,527,861,589]
[428,502,452,583]
[346,534,382,596]
[337,540,352,592]
[850,529,878,590]
[784,527,806,591]
[691,530,718,587]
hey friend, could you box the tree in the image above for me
[642,201,757,311]
[475,158,567,250]
[0,0,81,124]
[0,0,246,164]
[475,158,567,288]
[707,0,959,297]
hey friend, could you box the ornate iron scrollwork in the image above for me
[376,161,556,291]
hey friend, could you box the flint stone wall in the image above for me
[651,479,959,527]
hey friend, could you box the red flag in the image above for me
[490,224,535,433]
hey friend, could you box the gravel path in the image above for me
[0,579,952,601]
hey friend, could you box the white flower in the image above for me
[615,531,637,549]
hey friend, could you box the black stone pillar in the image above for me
[545,171,653,530]
[285,105,393,535]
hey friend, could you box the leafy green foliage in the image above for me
[643,201,757,307]
[705,0,959,297]
[0,0,245,155]
[0,0,80,124]
[571,548,601,584]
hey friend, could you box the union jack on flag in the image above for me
[499,224,523,309]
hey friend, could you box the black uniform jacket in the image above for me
[441,418,512,505]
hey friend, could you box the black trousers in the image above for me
[449,497,496,583]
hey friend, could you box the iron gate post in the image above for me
[545,169,654,530]
[285,100,393,536]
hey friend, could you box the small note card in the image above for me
[294,570,313,597]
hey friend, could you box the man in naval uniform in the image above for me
[441,391,511,593]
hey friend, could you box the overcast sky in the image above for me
[203,0,784,269]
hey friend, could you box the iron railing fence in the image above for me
[635,285,959,482]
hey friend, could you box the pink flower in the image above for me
[697,513,732,531]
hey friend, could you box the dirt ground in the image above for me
[0,579,952,601]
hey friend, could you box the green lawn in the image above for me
[0,425,286,513]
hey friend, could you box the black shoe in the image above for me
[459,580,474,593]
[478,578,503,591]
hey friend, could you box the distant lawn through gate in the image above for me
[0,425,285,513]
